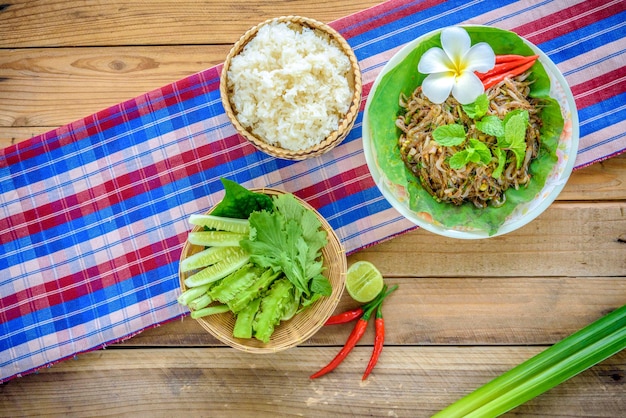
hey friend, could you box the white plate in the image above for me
[362,25,579,239]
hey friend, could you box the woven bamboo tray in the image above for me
[178,188,347,353]
[220,15,362,160]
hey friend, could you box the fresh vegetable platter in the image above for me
[178,180,346,352]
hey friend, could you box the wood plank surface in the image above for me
[558,153,626,201]
[0,0,381,47]
[0,46,230,131]
[357,203,626,278]
[1,1,624,417]
[1,347,624,417]
[126,276,626,347]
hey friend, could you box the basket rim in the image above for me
[220,15,363,160]
[178,188,347,353]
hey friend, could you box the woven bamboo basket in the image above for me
[178,188,347,353]
[220,15,363,160]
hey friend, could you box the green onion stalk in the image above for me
[434,304,626,417]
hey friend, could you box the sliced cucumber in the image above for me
[177,282,213,306]
[190,304,230,319]
[188,231,247,247]
[189,214,250,234]
[184,249,250,288]
[188,293,213,311]
[180,246,242,272]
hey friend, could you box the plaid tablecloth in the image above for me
[1,0,625,383]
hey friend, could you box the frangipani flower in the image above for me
[418,26,495,105]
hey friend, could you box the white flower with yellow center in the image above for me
[418,26,495,105]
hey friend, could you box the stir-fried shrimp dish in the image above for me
[396,71,543,208]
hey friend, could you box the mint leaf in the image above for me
[433,124,466,146]
[463,94,489,119]
[503,109,529,126]
[504,113,528,169]
[492,148,507,179]
[449,150,470,169]
[510,140,527,169]
[476,115,505,138]
[450,138,492,170]
[466,148,482,164]
[468,139,492,165]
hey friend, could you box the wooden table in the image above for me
[1,1,625,416]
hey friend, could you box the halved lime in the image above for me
[345,261,384,303]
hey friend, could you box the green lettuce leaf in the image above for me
[240,193,328,298]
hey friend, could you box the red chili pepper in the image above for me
[324,307,364,325]
[310,285,398,379]
[494,54,536,64]
[476,55,538,82]
[362,305,385,380]
[324,289,392,326]
[481,58,538,90]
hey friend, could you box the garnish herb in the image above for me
[438,94,530,176]
[500,112,529,169]
[449,139,492,170]
[433,124,466,147]
[462,94,489,120]
[492,148,507,179]
[475,115,505,138]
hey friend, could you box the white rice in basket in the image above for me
[227,22,354,151]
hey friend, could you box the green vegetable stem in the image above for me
[177,283,213,306]
[190,304,230,319]
[209,263,265,305]
[253,278,295,343]
[434,304,626,417]
[228,269,282,313]
[233,298,261,339]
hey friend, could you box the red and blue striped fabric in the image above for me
[1,0,624,383]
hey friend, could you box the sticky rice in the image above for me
[227,22,353,151]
